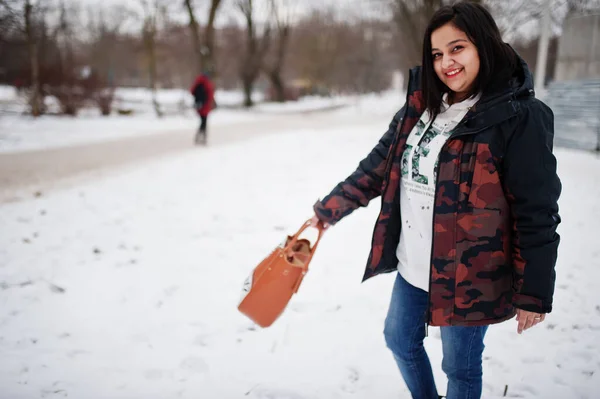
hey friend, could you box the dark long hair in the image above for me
[421,1,518,119]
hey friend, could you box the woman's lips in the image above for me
[445,68,463,79]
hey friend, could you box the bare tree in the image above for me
[0,0,20,41]
[264,0,293,102]
[183,0,202,71]
[391,0,457,86]
[141,0,165,117]
[52,0,79,115]
[204,0,222,73]
[566,0,600,12]
[87,5,133,115]
[184,0,222,73]
[238,0,271,107]
[491,0,547,41]
[217,23,245,89]
[287,9,396,94]
[24,0,42,116]
[0,1,21,89]
[290,9,339,90]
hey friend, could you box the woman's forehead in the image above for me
[431,23,470,48]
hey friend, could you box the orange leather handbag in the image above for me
[238,220,324,328]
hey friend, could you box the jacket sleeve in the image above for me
[313,105,406,226]
[502,99,561,314]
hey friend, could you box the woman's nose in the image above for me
[442,55,455,69]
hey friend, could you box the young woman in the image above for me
[310,2,561,398]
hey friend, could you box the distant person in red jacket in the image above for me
[190,72,215,145]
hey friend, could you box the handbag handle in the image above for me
[284,219,325,270]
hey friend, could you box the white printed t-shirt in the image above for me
[396,93,481,292]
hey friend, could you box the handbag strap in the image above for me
[284,219,325,271]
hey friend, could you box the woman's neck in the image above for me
[448,91,470,106]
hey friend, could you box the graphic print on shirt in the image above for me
[396,95,480,292]
[400,118,451,196]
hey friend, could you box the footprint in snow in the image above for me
[340,367,361,393]
[572,350,594,362]
[552,375,568,386]
[179,356,209,374]
[164,285,179,297]
[40,389,67,398]
[521,356,545,364]
[508,384,538,397]
[250,387,308,399]
[485,357,509,372]
[193,334,209,347]
[66,349,90,359]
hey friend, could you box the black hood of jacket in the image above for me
[456,51,535,135]
[477,50,535,109]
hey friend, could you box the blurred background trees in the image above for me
[0,0,598,115]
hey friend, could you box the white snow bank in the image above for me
[0,90,403,154]
[0,116,597,398]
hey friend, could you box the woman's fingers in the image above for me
[517,310,545,334]
[517,314,532,334]
[517,312,528,334]
[310,215,329,230]
[532,313,546,328]
[523,315,535,333]
[310,215,320,228]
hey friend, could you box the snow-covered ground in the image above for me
[0,106,598,398]
[0,86,399,154]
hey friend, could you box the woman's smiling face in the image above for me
[431,22,480,102]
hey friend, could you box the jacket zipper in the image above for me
[424,116,489,336]
[424,125,447,337]
[425,162,441,337]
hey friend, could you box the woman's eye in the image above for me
[432,53,442,59]
[452,46,464,52]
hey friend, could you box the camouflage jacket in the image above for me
[314,59,561,326]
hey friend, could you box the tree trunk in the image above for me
[242,78,253,107]
[24,0,41,117]
[97,89,114,116]
[59,0,78,116]
[269,71,285,102]
[393,0,443,80]
[184,0,222,75]
[238,0,271,108]
[184,0,203,71]
[202,0,222,74]
[268,24,290,102]
[144,19,162,118]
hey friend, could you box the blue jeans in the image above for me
[384,273,488,399]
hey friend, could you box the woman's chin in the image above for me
[445,82,465,93]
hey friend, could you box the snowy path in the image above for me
[0,109,599,398]
[0,107,382,204]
